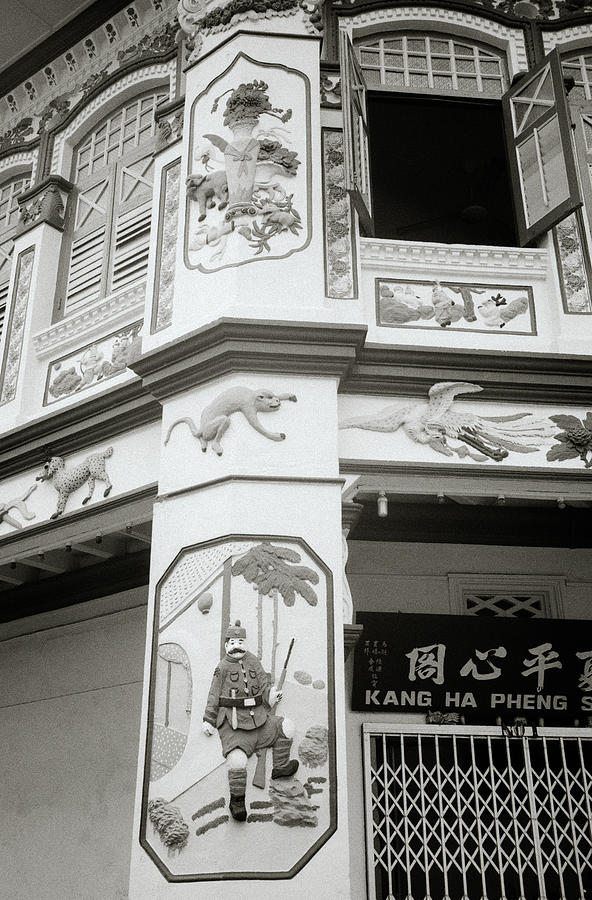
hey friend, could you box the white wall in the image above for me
[0,588,147,900]
[344,539,592,900]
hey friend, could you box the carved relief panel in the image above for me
[184,53,311,272]
[141,535,336,881]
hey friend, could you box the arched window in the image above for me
[348,30,516,246]
[0,171,31,336]
[56,88,167,319]
[357,32,508,97]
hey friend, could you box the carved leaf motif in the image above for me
[550,414,582,430]
[546,444,581,462]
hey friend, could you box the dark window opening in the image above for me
[368,93,518,247]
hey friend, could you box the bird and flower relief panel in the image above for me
[339,384,592,470]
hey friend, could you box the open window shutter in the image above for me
[0,238,13,310]
[339,27,374,235]
[64,173,111,314]
[503,48,581,245]
[109,150,154,294]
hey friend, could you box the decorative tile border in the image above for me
[553,211,592,314]
[151,157,180,333]
[43,321,143,405]
[0,246,35,404]
[376,277,537,334]
[322,128,357,300]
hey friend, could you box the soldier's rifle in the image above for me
[252,637,295,789]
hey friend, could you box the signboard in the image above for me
[352,612,592,723]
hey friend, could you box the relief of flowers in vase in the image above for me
[208,80,293,217]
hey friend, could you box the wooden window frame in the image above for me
[54,89,166,322]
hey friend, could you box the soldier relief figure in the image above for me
[202,620,298,821]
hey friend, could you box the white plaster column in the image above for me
[128,323,365,898]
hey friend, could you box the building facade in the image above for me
[1,0,592,897]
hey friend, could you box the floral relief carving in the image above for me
[547,413,592,467]
[45,323,142,404]
[0,247,35,405]
[320,72,341,107]
[322,130,356,299]
[553,213,592,313]
[177,0,321,63]
[153,160,181,333]
[186,58,310,271]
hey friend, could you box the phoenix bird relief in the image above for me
[339,382,555,462]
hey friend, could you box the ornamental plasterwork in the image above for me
[185,56,311,272]
[543,23,592,50]
[152,159,181,333]
[33,283,146,358]
[177,0,322,63]
[141,536,335,880]
[322,130,357,299]
[360,238,549,279]
[50,61,175,175]
[0,2,176,146]
[376,278,536,333]
[553,213,592,313]
[0,149,38,183]
[344,6,528,74]
[339,384,592,470]
[44,322,142,405]
[0,247,35,405]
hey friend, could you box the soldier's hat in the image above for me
[225,619,246,640]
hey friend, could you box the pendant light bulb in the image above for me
[377,490,388,518]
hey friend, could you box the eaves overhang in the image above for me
[343,343,592,404]
[130,318,369,401]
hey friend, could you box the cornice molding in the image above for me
[360,238,549,279]
[130,318,369,400]
[0,380,161,480]
[342,343,592,403]
[33,283,146,358]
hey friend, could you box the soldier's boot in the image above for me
[228,767,247,821]
[271,736,299,779]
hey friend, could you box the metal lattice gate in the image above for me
[363,725,592,900]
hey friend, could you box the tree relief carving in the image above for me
[185,56,311,271]
[141,536,336,880]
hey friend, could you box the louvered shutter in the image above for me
[64,173,111,314]
[339,27,374,235]
[110,150,155,293]
[0,237,13,308]
[503,48,581,245]
[0,300,5,342]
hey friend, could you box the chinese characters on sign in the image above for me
[353,613,592,722]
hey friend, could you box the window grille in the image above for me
[363,723,592,900]
[356,32,507,97]
[448,575,564,619]
[562,52,592,103]
[60,89,167,318]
